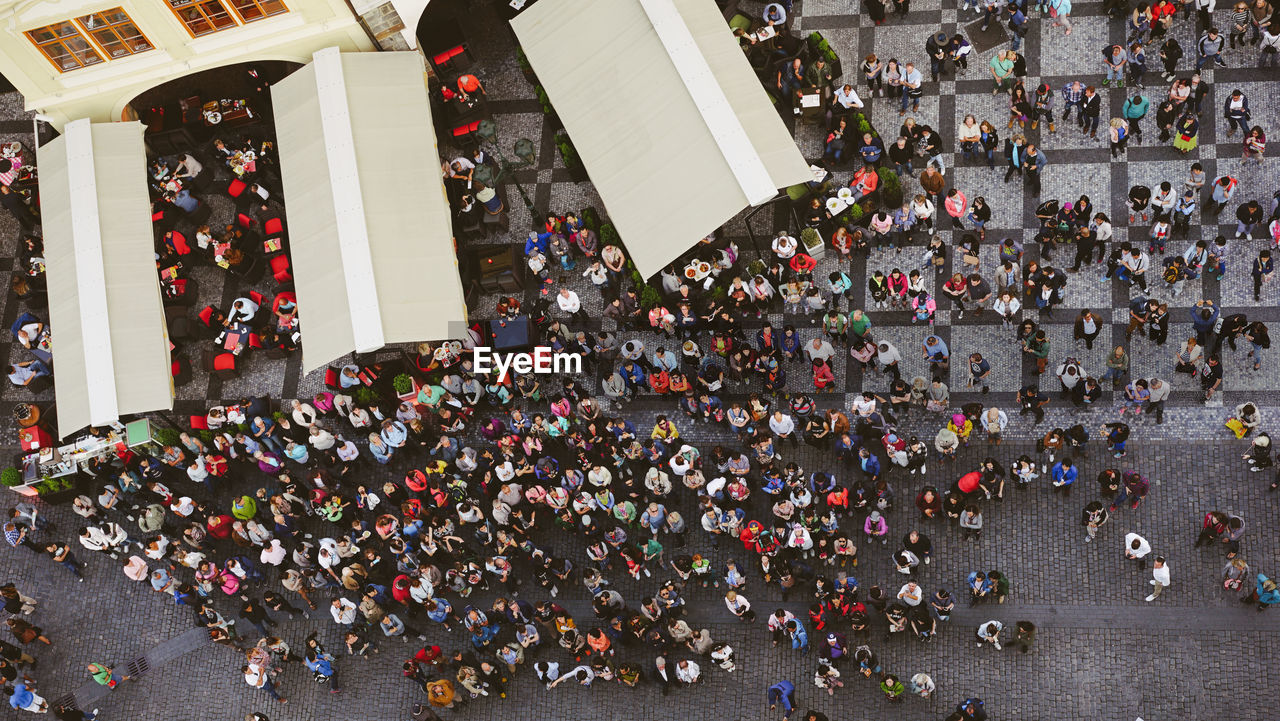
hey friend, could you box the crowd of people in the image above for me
[2,0,1278,718]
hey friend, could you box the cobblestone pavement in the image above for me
[2,0,1280,720]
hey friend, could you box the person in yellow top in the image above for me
[651,415,680,441]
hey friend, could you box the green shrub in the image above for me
[847,203,865,222]
[354,387,380,406]
[581,207,602,232]
[516,46,532,74]
[711,285,727,300]
[556,132,582,171]
[629,269,645,287]
[153,426,181,447]
[639,284,664,310]
[535,85,554,116]
[601,223,621,249]
[878,167,904,208]
[196,430,215,445]
[393,373,414,395]
[0,467,22,487]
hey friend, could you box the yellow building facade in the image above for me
[0,0,380,127]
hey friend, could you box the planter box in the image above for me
[396,377,423,404]
[802,238,825,260]
[3,481,38,498]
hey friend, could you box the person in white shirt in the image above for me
[768,411,798,446]
[556,288,586,322]
[330,597,358,625]
[1146,556,1170,601]
[1124,532,1152,569]
[772,232,798,259]
[897,581,923,606]
[228,297,259,324]
[805,338,835,364]
[674,659,701,684]
[1145,378,1169,423]
[548,665,595,688]
[976,620,1003,649]
[900,62,924,115]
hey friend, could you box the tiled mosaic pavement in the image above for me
[1,0,1280,720]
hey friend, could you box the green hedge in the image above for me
[555,131,583,173]
[581,207,602,232]
[535,85,554,116]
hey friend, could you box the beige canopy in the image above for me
[272,48,467,373]
[37,120,173,437]
[512,0,811,278]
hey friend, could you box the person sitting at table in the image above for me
[273,293,298,328]
[14,317,45,350]
[764,1,788,25]
[849,165,880,202]
[173,153,203,182]
[777,58,806,106]
[207,407,227,430]
[339,365,362,389]
[475,182,503,215]
[194,224,215,252]
[827,84,865,130]
[167,188,200,214]
[228,298,259,325]
[7,360,49,386]
[0,185,37,232]
[212,138,233,164]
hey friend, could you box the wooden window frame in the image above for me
[25,20,104,73]
[166,0,239,37]
[74,8,153,60]
[226,0,289,24]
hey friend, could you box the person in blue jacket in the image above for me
[305,648,341,693]
[1051,458,1078,495]
[1243,574,1280,610]
[767,680,797,720]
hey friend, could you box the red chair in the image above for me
[247,333,264,350]
[451,120,481,140]
[237,212,253,229]
[166,231,191,256]
[269,255,292,284]
[212,352,238,380]
[189,415,210,430]
[197,305,216,327]
[263,217,284,237]
[248,290,266,307]
[324,366,340,390]
[227,178,247,200]
[172,356,193,387]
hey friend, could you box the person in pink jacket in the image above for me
[945,188,968,229]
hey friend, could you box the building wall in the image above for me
[0,0,376,128]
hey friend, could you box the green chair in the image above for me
[728,12,753,33]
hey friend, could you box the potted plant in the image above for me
[877,167,904,208]
[800,227,825,260]
[580,206,602,232]
[353,387,381,406]
[393,373,420,402]
[1,467,22,489]
[35,476,77,504]
[600,223,621,249]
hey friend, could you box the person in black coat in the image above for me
[0,185,35,231]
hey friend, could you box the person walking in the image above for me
[1145,556,1170,601]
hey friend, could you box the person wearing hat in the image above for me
[926,31,951,81]
[864,510,888,546]
[1242,574,1280,610]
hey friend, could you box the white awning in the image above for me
[512,0,811,278]
[37,120,173,438]
[272,48,468,373]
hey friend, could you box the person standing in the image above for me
[1123,532,1152,569]
[1146,556,1170,601]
